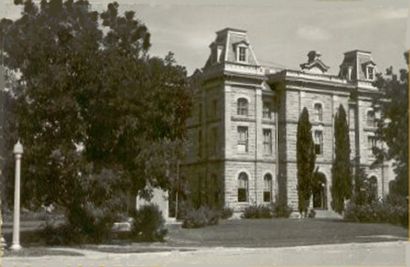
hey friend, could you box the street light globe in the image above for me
[13,141,23,155]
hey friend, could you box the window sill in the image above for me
[262,119,275,125]
[232,116,255,122]
[312,121,325,126]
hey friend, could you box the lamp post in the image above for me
[10,140,23,250]
[0,199,4,256]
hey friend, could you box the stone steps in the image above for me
[314,209,343,219]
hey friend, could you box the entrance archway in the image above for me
[312,172,327,209]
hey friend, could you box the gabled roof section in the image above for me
[300,51,330,74]
[232,40,250,47]
[362,60,376,67]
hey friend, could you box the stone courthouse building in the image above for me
[181,28,393,212]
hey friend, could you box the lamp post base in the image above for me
[10,243,22,250]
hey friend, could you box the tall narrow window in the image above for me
[198,103,202,122]
[367,66,374,80]
[212,99,218,118]
[216,46,223,63]
[237,126,248,153]
[348,105,355,127]
[211,174,219,207]
[263,174,273,202]
[210,127,218,156]
[238,172,248,202]
[263,102,271,119]
[367,135,376,156]
[238,47,247,62]
[237,98,248,116]
[314,103,323,122]
[263,129,272,155]
[197,129,202,157]
[314,130,323,155]
[367,110,376,127]
[341,67,348,79]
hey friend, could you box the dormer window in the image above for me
[216,45,223,63]
[341,67,348,79]
[238,46,247,62]
[341,66,352,80]
[363,60,376,81]
[367,66,374,80]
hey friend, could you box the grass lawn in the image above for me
[2,217,407,256]
[166,218,408,247]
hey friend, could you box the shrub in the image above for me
[219,207,234,219]
[308,208,316,218]
[41,202,118,245]
[40,169,127,245]
[175,200,193,220]
[42,223,72,245]
[242,205,273,219]
[271,202,293,218]
[130,204,168,242]
[182,206,219,228]
[344,196,408,228]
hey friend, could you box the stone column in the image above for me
[223,85,232,207]
[11,141,23,250]
[254,88,262,204]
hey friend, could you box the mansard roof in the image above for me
[198,28,378,92]
[203,27,259,69]
[339,49,376,81]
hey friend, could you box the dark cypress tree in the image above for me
[297,107,316,215]
[331,104,352,214]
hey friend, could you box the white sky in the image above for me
[1,0,409,74]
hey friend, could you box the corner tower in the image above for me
[182,28,277,211]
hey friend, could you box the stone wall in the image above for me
[182,39,392,215]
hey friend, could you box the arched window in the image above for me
[263,174,273,202]
[368,176,378,202]
[237,98,249,116]
[367,110,376,127]
[238,172,249,202]
[314,103,323,122]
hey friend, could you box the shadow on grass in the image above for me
[3,247,84,257]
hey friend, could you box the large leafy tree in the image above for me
[331,104,352,214]
[372,52,408,198]
[0,0,191,240]
[296,107,316,215]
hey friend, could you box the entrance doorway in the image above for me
[312,172,327,209]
